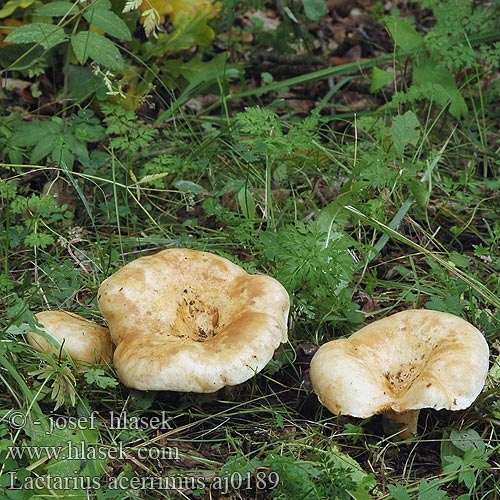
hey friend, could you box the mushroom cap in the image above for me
[97,248,290,392]
[28,311,113,365]
[310,310,489,418]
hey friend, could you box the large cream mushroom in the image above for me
[310,310,489,438]
[97,248,290,392]
[28,311,112,365]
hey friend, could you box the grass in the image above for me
[1,0,500,498]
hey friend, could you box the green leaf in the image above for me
[425,293,465,315]
[409,180,429,208]
[90,0,111,8]
[301,0,328,21]
[221,454,264,478]
[391,110,420,157]
[237,187,256,220]
[35,1,79,17]
[30,135,55,164]
[64,130,86,155]
[83,7,132,41]
[24,232,55,248]
[370,66,393,92]
[161,52,234,85]
[443,449,489,490]
[5,23,67,49]
[173,180,206,194]
[489,354,500,384]
[84,368,118,389]
[417,479,448,500]
[413,60,468,118]
[387,483,411,500]
[448,92,468,119]
[74,122,106,143]
[71,31,123,70]
[66,64,104,101]
[11,121,60,147]
[384,16,424,52]
[25,421,105,499]
[53,147,75,168]
[449,428,485,453]
[448,251,470,268]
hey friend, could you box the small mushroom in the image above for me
[310,309,489,438]
[28,311,112,365]
[97,248,290,392]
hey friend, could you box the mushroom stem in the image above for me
[382,409,420,439]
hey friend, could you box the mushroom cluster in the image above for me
[29,248,290,393]
[310,309,490,438]
[27,248,491,439]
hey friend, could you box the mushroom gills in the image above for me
[172,293,221,342]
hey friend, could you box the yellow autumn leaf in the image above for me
[139,0,221,26]
[139,0,173,24]
[167,0,221,23]
[0,0,37,19]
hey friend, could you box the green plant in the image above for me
[419,0,500,71]
[233,106,324,221]
[1,0,226,112]
[263,448,376,500]
[371,0,500,119]
[0,416,105,498]
[441,429,491,493]
[8,110,106,168]
[1,181,73,251]
[260,219,362,336]
[101,103,159,157]
[388,479,449,500]
[29,357,77,411]
[4,0,132,73]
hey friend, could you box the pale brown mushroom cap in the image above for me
[310,310,489,418]
[97,248,290,392]
[28,311,112,365]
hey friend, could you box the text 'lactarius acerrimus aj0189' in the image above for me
[97,248,290,392]
[28,311,113,366]
[310,310,489,439]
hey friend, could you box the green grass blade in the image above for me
[344,205,500,309]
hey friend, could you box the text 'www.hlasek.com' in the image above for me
[5,410,281,495]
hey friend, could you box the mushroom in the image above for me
[28,311,112,365]
[97,248,290,392]
[310,309,489,438]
